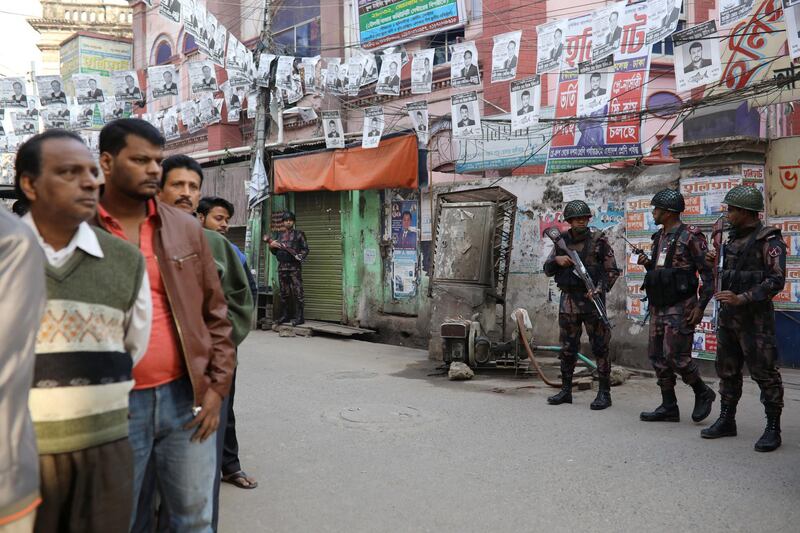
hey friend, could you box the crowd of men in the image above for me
[0,120,260,533]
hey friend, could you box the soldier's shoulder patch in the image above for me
[687,224,702,234]
[768,247,781,258]
[607,247,615,257]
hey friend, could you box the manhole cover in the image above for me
[326,371,379,380]
[339,404,421,424]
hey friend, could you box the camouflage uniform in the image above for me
[544,228,620,378]
[716,223,786,412]
[270,229,309,316]
[645,224,714,391]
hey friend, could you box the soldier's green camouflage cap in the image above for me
[563,200,592,220]
[723,185,764,212]
[650,189,685,212]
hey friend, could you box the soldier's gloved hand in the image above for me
[554,255,574,268]
[684,307,704,327]
[705,249,717,264]
[715,290,746,306]
[636,254,650,267]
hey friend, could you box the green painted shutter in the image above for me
[294,192,343,322]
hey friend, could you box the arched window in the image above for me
[155,42,172,65]
[183,34,197,54]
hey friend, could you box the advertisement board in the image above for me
[354,0,466,50]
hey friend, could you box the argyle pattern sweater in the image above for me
[29,228,145,455]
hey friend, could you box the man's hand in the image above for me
[715,290,746,306]
[268,240,281,250]
[184,389,223,442]
[705,249,718,265]
[585,288,602,300]
[684,307,704,327]
[554,255,574,268]
[636,254,650,267]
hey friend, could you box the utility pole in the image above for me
[247,0,272,324]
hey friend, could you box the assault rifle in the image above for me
[711,215,726,333]
[544,227,612,329]
[266,237,304,262]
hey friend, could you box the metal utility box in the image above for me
[433,202,496,286]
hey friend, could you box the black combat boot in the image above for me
[700,403,737,439]
[690,380,716,422]
[291,305,305,326]
[754,409,781,452]
[274,307,290,325]
[547,374,573,405]
[640,388,680,422]
[590,377,612,410]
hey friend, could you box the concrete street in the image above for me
[220,331,800,533]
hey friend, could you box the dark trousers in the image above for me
[212,367,241,530]
[278,269,304,315]
[34,438,133,533]
[717,323,784,411]
[648,313,702,391]
[558,312,611,377]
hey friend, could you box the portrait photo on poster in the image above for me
[149,65,180,99]
[225,34,243,72]
[646,0,684,45]
[673,20,722,92]
[255,53,276,88]
[189,61,218,94]
[181,0,200,37]
[410,49,435,94]
[491,30,522,83]
[1,77,29,108]
[591,1,626,61]
[391,200,418,251]
[359,54,379,86]
[450,42,481,88]
[407,101,429,145]
[577,55,613,117]
[301,56,322,93]
[346,56,363,96]
[510,76,541,133]
[322,110,345,149]
[159,0,182,23]
[182,100,202,132]
[536,19,568,74]
[719,0,754,27]
[162,106,180,141]
[785,4,800,60]
[190,1,207,46]
[113,71,143,102]
[377,53,401,96]
[451,91,481,138]
[199,12,221,58]
[362,106,384,149]
[326,58,342,95]
[200,96,222,126]
[104,98,126,122]
[72,74,105,105]
[36,75,67,107]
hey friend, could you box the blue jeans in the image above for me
[129,376,216,533]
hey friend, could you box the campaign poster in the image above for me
[182,100,203,133]
[71,104,95,130]
[346,56,363,96]
[407,100,429,145]
[720,0,755,27]
[0,77,29,108]
[148,65,179,100]
[202,96,222,126]
[546,4,650,173]
[36,76,68,107]
[491,30,522,83]
[322,110,344,149]
[392,250,417,299]
[410,49,435,94]
[159,0,181,23]
[11,111,39,136]
[450,41,481,88]
[162,106,180,141]
[362,106,384,149]
[42,106,68,130]
[220,81,241,122]
[624,194,656,320]
[225,34,244,72]
[674,20,722,92]
[181,0,201,39]
[72,73,105,105]
[112,71,143,102]
[326,58,343,95]
[591,1,626,61]
[679,175,744,224]
[577,55,613,117]
[450,91,481,138]
[377,52,401,96]
[785,4,800,60]
[536,19,568,74]
[189,60,218,95]
[768,217,800,310]
[646,0,684,44]
[191,1,208,49]
[275,56,295,93]
[104,98,126,122]
[301,56,322,94]
[359,54,379,86]
[246,90,258,119]
[391,200,418,250]
[255,53,276,88]
[510,76,541,133]
[199,12,220,59]
[209,19,227,67]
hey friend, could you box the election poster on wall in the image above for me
[536,19,568,74]
[646,0,683,45]
[768,217,800,310]
[407,100,429,145]
[491,31,521,83]
[546,3,651,173]
[362,106,384,149]
[450,41,481,88]
[623,195,656,321]
[673,20,722,92]
[450,91,481,138]
[510,76,540,133]
[411,49,435,94]
[591,1,626,61]
[354,0,466,50]
[719,0,755,27]
[322,110,345,149]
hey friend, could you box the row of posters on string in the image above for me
[624,169,800,361]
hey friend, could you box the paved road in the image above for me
[219,331,800,532]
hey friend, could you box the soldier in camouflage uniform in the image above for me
[543,200,620,410]
[638,189,717,424]
[268,211,309,326]
[701,186,786,452]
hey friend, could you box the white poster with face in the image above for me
[246,90,258,119]
[322,110,344,149]
[362,106,384,149]
[255,53,276,88]
[719,0,755,27]
[510,75,541,132]
[162,106,180,141]
[189,60,218,94]
[104,97,126,122]
[225,34,244,72]
[71,104,95,130]
[181,0,200,38]
[36,76,68,107]
[42,106,68,130]
[785,4,800,60]
[199,12,220,58]
[221,81,243,121]
[591,1,626,61]
[301,56,321,94]
[191,1,207,46]
[450,41,480,88]
[646,0,683,45]
[283,74,304,105]
[199,96,222,126]
[1,77,29,108]
[73,73,106,105]
[112,71,143,102]
[148,65,179,100]
[159,0,182,23]
[346,56,363,96]
[337,63,351,95]
[674,20,722,92]
[451,91,481,138]
[536,19,568,74]
[12,108,39,135]
[209,20,227,67]
[411,48,435,94]
[491,31,522,83]
[276,56,296,92]
[382,46,409,66]
[182,100,203,132]
[359,54,379,86]
[377,53,401,96]
[326,58,343,95]
[406,100,429,145]
[577,55,613,117]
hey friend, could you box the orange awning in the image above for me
[273,134,419,193]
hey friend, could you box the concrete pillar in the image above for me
[669,135,768,179]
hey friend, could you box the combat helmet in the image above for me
[281,211,296,221]
[723,185,764,212]
[650,189,685,212]
[563,200,592,220]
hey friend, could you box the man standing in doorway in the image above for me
[269,212,309,326]
[95,119,235,531]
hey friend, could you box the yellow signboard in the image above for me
[766,137,800,217]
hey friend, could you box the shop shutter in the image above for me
[294,191,343,322]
